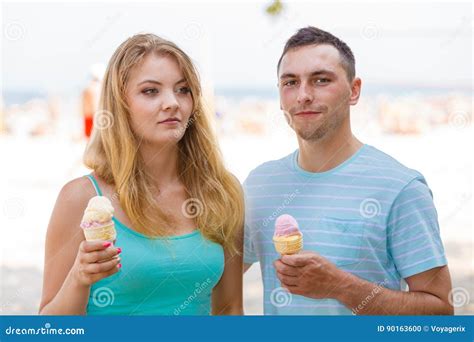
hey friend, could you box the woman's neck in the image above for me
[139,141,181,190]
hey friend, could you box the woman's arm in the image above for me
[39,177,120,315]
[211,227,244,315]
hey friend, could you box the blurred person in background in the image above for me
[81,64,105,139]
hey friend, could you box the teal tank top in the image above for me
[84,174,225,315]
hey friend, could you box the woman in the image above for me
[39,33,244,315]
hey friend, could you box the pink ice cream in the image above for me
[274,214,301,237]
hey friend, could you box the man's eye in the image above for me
[315,78,330,84]
[283,80,297,87]
[143,88,158,95]
[177,87,191,94]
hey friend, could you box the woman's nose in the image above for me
[161,90,179,111]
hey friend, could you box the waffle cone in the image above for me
[273,234,303,255]
[83,222,116,242]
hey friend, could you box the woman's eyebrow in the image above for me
[138,79,161,86]
[137,78,187,86]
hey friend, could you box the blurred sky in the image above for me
[1,0,473,95]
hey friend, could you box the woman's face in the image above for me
[125,52,194,146]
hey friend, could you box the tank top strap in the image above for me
[86,174,103,196]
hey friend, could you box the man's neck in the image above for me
[296,127,363,174]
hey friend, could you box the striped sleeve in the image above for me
[387,178,447,278]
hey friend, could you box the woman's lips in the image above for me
[158,118,181,124]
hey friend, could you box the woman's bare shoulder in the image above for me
[49,176,98,232]
[57,176,97,207]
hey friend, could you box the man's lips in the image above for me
[294,111,322,116]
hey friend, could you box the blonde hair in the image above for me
[84,33,243,253]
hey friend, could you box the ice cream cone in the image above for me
[81,196,116,243]
[273,234,303,255]
[273,214,304,255]
[83,222,116,242]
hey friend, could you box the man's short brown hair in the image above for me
[278,26,356,81]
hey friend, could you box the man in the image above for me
[243,27,453,315]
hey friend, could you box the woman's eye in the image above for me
[142,88,158,95]
[177,87,191,94]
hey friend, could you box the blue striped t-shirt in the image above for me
[243,144,447,315]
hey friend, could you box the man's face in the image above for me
[278,44,359,142]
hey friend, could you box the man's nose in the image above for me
[296,82,314,104]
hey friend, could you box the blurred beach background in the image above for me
[1,0,472,315]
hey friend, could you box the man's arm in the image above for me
[275,252,453,315]
[335,265,453,315]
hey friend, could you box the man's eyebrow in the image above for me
[279,73,296,80]
[279,69,337,80]
[310,70,337,77]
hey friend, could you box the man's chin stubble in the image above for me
[295,124,329,142]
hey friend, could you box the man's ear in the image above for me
[348,77,362,106]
